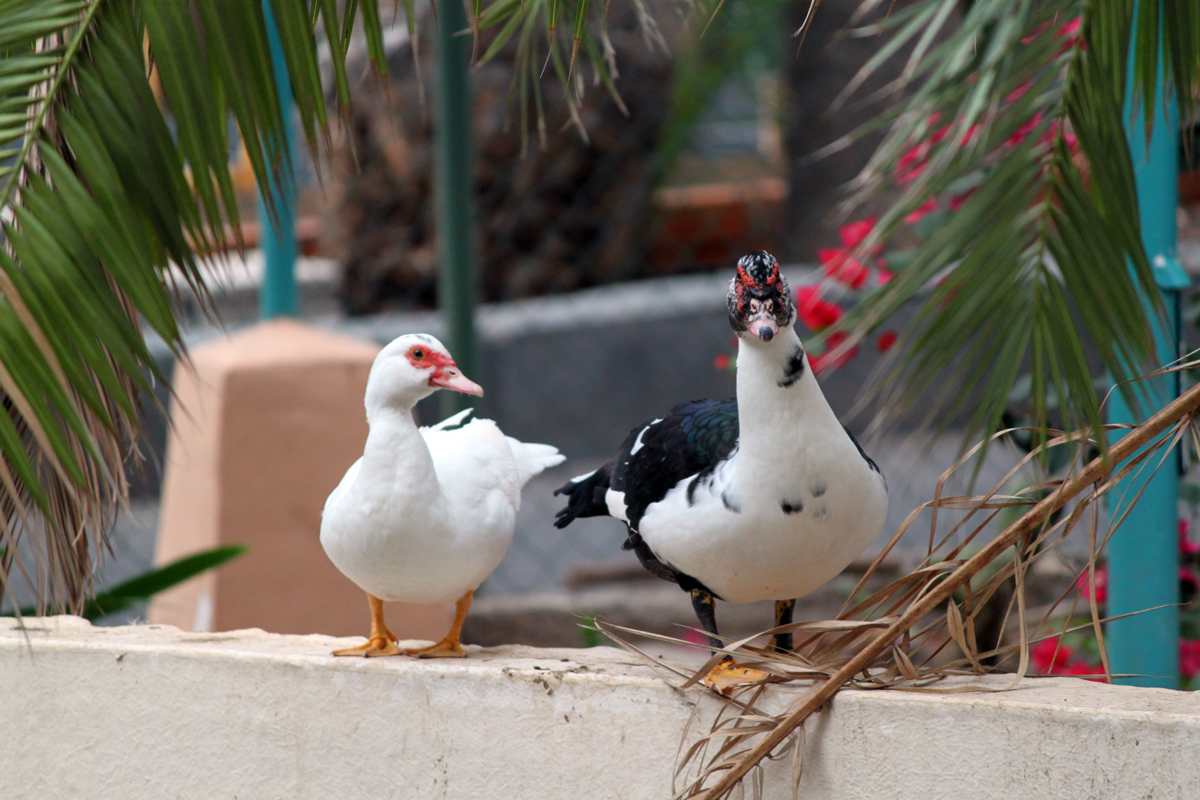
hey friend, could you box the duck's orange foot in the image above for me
[703,658,770,695]
[332,635,401,657]
[400,639,467,659]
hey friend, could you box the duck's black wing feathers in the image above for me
[555,398,739,531]
[555,399,739,598]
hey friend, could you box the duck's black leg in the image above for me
[772,599,796,653]
[690,588,724,654]
[691,587,772,695]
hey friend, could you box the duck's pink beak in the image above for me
[430,365,484,397]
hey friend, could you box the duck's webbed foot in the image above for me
[690,588,773,695]
[332,594,401,657]
[702,657,771,695]
[333,635,401,658]
[400,639,467,659]
[400,590,473,659]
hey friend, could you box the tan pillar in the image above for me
[150,319,450,640]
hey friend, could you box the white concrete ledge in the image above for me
[3,617,1200,799]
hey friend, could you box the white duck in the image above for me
[321,333,563,658]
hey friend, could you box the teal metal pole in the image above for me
[434,0,478,415]
[1106,6,1188,689]
[257,0,298,320]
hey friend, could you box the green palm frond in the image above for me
[828,0,1198,448]
[0,0,386,614]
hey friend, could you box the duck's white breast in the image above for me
[638,448,887,604]
[320,444,518,605]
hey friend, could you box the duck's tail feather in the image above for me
[507,438,565,487]
[552,463,613,529]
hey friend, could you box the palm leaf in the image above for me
[824,0,1197,450]
[0,0,386,615]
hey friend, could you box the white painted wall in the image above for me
[3,617,1199,799]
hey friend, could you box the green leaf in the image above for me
[832,0,1195,457]
[17,545,247,621]
[0,0,391,616]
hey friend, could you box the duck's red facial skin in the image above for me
[406,345,484,396]
[727,251,794,341]
[406,345,455,373]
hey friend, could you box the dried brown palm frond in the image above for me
[597,358,1200,800]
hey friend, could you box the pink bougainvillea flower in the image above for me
[896,143,929,182]
[949,189,976,212]
[820,248,870,290]
[1179,568,1198,595]
[713,354,730,371]
[838,216,879,250]
[1060,660,1105,682]
[1021,20,1052,45]
[876,330,898,352]
[1180,519,1200,557]
[1055,17,1084,54]
[810,331,858,375]
[904,197,937,225]
[796,285,843,332]
[877,264,895,285]
[1181,640,1200,680]
[1005,80,1034,104]
[1037,121,1081,155]
[1075,565,1108,606]
[1007,111,1045,147]
[1032,638,1072,673]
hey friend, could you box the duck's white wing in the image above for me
[421,418,522,508]
[505,437,565,487]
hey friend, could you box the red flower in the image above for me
[839,217,880,251]
[1075,565,1108,606]
[820,248,870,290]
[1057,17,1082,40]
[810,331,858,375]
[796,285,843,333]
[877,264,895,285]
[1007,111,1044,147]
[960,124,981,146]
[1038,121,1081,154]
[876,331,898,352]
[1180,519,1200,558]
[1056,17,1084,54]
[1181,640,1200,680]
[1180,568,1198,593]
[1060,660,1104,682]
[713,354,731,371]
[1006,80,1034,104]
[1032,638,1073,672]
[896,143,929,182]
[949,189,975,212]
[904,197,937,225]
[1021,20,1052,45]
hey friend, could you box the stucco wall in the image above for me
[4,617,1199,799]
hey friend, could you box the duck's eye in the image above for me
[412,348,425,359]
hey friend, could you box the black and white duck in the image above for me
[554,251,888,691]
